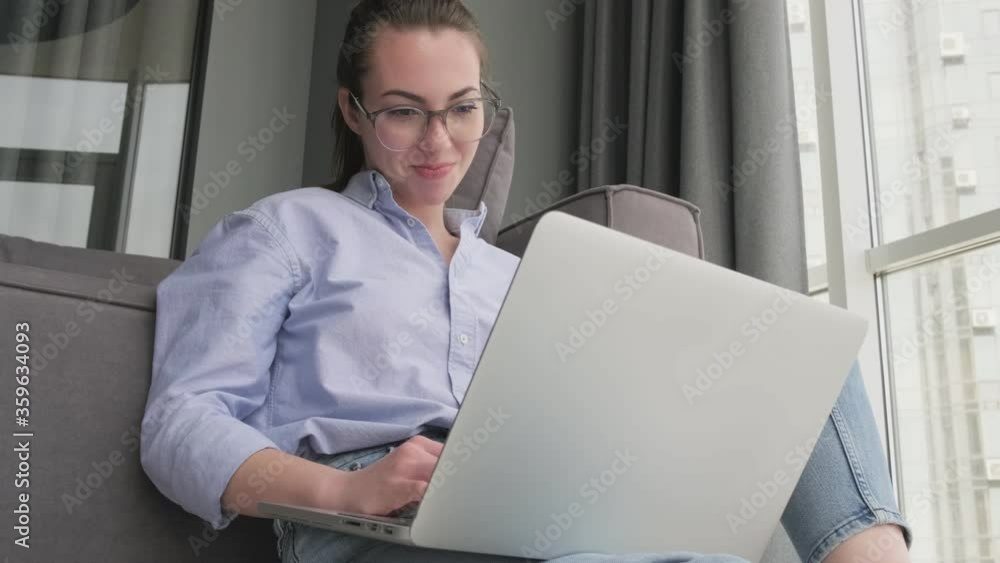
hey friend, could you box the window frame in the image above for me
[808,0,1000,513]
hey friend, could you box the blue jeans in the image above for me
[273,361,913,563]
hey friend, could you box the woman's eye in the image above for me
[453,102,481,115]
[387,108,420,119]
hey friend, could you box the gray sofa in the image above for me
[0,108,708,563]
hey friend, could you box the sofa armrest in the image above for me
[495,184,704,260]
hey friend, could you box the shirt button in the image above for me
[459,334,469,345]
[407,218,416,227]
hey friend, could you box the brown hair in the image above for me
[328,0,492,192]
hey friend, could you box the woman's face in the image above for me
[340,27,484,210]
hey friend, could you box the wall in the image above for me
[185,0,317,256]
[300,0,583,228]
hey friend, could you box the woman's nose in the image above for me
[420,113,452,149]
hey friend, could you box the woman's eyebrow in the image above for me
[380,86,479,104]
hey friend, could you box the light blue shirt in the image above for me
[140,169,520,531]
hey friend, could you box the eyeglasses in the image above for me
[349,80,502,151]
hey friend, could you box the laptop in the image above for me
[258,210,867,561]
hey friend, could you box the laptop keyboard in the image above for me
[339,503,419,526]
[388,502,419,522]
[339,512,412,526]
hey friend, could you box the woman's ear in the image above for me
[338,87,362,136]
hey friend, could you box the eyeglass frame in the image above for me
[348,80,502,151]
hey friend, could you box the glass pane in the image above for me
[787,0,826,276]
[0,1,202,255]
[785,0,828,280]
[0,181,94,245]
[0,76,127,153]
[884,243,1000,561]
[862,0,1000,244]
[124,83,190,257]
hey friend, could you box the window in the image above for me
[0,1,205,257]
[0,181,94,245]
[786,0,1000,563]
[986,10,1000,36]
[862,3,1000,244]
[990,73,1000,100]
[788,0,1000,559]
[784,0,827,293]
[884,245,1000,562]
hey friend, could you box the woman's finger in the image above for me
[404,435,444,457]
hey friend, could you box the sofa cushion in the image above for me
[496,184,704,260]
[447,106,515,245]
[0,259,280,563]
[0,233,181,287]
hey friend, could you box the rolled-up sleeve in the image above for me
[140,207,302,531]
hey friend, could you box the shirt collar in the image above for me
[341,169,488,239]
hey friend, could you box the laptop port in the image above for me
[367,523,379,532]
[384,527,395,536]
[343,520,362,527]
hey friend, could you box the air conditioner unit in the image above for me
[987,459,1000,481]
[972,309,996,330]
[955,169,978,193]
[788,3,807,31]
[951,106,971,128]
[798,128,818,150]
[940,32,965,62]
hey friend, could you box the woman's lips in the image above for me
[413,163,454,180]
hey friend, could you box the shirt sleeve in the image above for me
[140,207,302,531]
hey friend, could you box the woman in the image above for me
[140,1,914,561]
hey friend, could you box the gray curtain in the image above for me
[577,1,806,561]
[577,0,808,296]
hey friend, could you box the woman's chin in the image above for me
[411,179,458,202]
[391,187,448,209]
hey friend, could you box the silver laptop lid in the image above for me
[411,211,866,561]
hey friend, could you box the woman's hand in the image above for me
[324,435,444,516]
